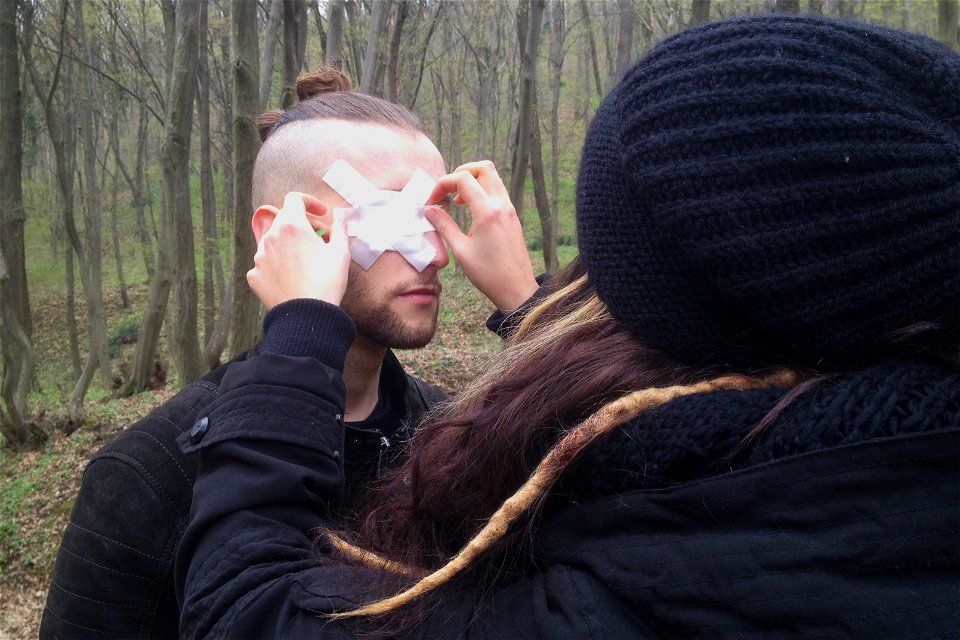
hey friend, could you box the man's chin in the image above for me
[354,317,438,350]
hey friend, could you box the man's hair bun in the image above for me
[257,68,354,141]
[256,66,419,143]
[295,67,353,101]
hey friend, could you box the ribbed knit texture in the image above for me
[261,298,356,370]
[565,360,960,499]
[577,15,960,368]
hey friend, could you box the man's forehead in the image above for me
[313,124,445,182]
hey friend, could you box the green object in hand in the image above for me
[315,227,327,238]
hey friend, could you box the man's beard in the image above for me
[340,264,442,349]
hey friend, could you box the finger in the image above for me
[276,192,312,230]
[431,171,491,217]
[299,193,331,232]
[424,207,468,255]
[452,160,509,198]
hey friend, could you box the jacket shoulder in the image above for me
[41,368,227,639]
[536,429,960,638]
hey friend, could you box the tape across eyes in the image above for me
[322,159,440,272]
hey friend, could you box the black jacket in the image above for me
[177,301,960,639]
[40,343,446,640]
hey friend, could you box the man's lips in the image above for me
[397,285,440,303]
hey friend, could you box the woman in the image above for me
[177,14,959,638]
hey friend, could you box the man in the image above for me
[40,85,452,639]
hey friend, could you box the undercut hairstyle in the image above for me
[252,67,425,207]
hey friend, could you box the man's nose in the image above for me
[424,231,449,269]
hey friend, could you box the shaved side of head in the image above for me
[252,121,334,208]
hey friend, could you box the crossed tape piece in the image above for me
[322,159,439,272]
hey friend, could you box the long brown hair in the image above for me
[318,259,797,630]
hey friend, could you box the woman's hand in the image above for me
[247,192,351,311]
[426,161,539,313]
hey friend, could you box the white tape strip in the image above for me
[323,160,440,272]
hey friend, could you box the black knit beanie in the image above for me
[576,14,960,369]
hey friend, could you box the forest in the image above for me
[0,0,957,634]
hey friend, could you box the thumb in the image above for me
[425,207,468,255]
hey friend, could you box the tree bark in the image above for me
[166,0,202,385]
[75,0,114,390]
[508,0,544,223]
[0,225,37,447]
[775,0,801,13]
[385,0,409,101]
[691,0,711,26]
[325,0,346,67]
[404,0,443,109]
[360,0,387,95]
[199,0,223,354]
[530,101,557,273]
[228,0,263,359]
[65,244,81,381]
[281,0,308,107]
[0,0,37,445]
[0,0,32,342]
[260,0,283,108]
[548,0,564,236]
[615,0,635,80]
[0,251,39,446]
[939,0,959,51]
[345,0,365,80]
[108,153,130,308]
[578,0,603,97]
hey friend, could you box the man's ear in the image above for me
[251,205,279,243]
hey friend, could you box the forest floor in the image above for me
[0,260,536,639]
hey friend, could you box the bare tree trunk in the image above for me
[508,0,544,223]
[311,0,326,55]
[108,157,130,308]
[578,0,603,96]
[939,0,959,50]
[615,0,635,80]
[0,8,38,444]
[442,6,465,275]
[281,0,308,107]
[548,0,564,229]
[404,1,443,109]
[75,0,114,390]
[385,0,409,101]
[259,0,283,108]
[691,0,711,26]
[0,244,39,446]
[111,103,155,279]
[0,0,32,343]
[808,0,825,14]
[775,0,801,12]
[345,0,365,81]
[228,0,263,358]
[166,0,202,385]
[530,101,557,273]
[360,0,388,95]
[199,0,223,354]
[65,245,81,381]
[326,0,346,67]
[219,3,236,224]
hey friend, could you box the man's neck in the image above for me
[342,334,386,422]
